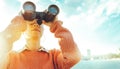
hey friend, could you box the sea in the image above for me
[71,59,120,69]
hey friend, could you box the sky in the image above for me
[0,0,120,56]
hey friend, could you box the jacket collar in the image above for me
[18,45,49,53]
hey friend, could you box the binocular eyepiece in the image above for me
[22,1,60,25]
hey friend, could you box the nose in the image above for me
[33,23,40,28]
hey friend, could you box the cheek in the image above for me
[40,26,44,34]
[40,29,43,37]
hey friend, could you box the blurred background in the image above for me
[0,0,120,69]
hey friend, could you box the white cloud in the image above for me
[0,0,12,32]
[64,0,81,4]
[18,0,39,3]
[105,1,120,15]
[50,0,57,3]
[0,0,5,7]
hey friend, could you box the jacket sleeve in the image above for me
[50,21,81,68]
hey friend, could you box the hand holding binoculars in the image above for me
[22,1,60,25]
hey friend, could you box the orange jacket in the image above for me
[3,20,80,69]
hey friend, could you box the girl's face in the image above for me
[24,20,44,40]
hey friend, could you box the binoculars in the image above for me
[22,1,60,25]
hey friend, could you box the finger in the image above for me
[54,20,63,25]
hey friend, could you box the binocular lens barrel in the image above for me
[22,1,60,25]
[23,1,36,12]
[48,5,59,15]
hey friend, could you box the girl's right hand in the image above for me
[2,15,27,44]
[10,15,27,32]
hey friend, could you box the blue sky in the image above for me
[0,0,120,56]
